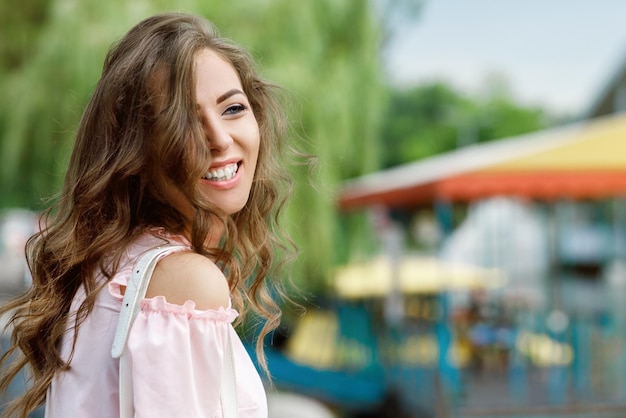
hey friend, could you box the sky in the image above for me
[384,0,626,117]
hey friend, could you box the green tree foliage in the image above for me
[0,0,387,293]
[0,0,50,74]
[380,80,549,168]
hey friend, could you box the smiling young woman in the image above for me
[0,12,296,418]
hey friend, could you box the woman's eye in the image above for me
[223,104,246,115]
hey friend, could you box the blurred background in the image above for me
[3,0,626,417]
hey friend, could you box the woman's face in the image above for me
[170,48,260,221]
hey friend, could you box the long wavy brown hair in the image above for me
[0,12,295,418]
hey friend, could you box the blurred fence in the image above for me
[380,306,626,417]
[281,298,626,417]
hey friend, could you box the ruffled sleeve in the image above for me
[126,297,239,418]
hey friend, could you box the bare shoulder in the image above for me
[146,251,230,311]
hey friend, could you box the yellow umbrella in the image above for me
[333,255,507,299]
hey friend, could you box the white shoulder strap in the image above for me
[112,246,184,359]
[112,245,238,418]
[221,329,238,418]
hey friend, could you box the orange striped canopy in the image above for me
[339,112,626,210]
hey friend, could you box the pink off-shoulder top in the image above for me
[45,230,267,418]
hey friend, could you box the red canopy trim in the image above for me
[438,170,626,202]
[338,170,626,210]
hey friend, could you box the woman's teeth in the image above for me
[203,163,239,181]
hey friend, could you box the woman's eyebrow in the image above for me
[216,88,245,104]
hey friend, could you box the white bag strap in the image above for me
[221,330,238,418]
[112,245,238,418]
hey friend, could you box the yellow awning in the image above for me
[483,112,626,172]
[339,112,626,209]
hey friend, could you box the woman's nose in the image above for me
[202,113,233,152]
